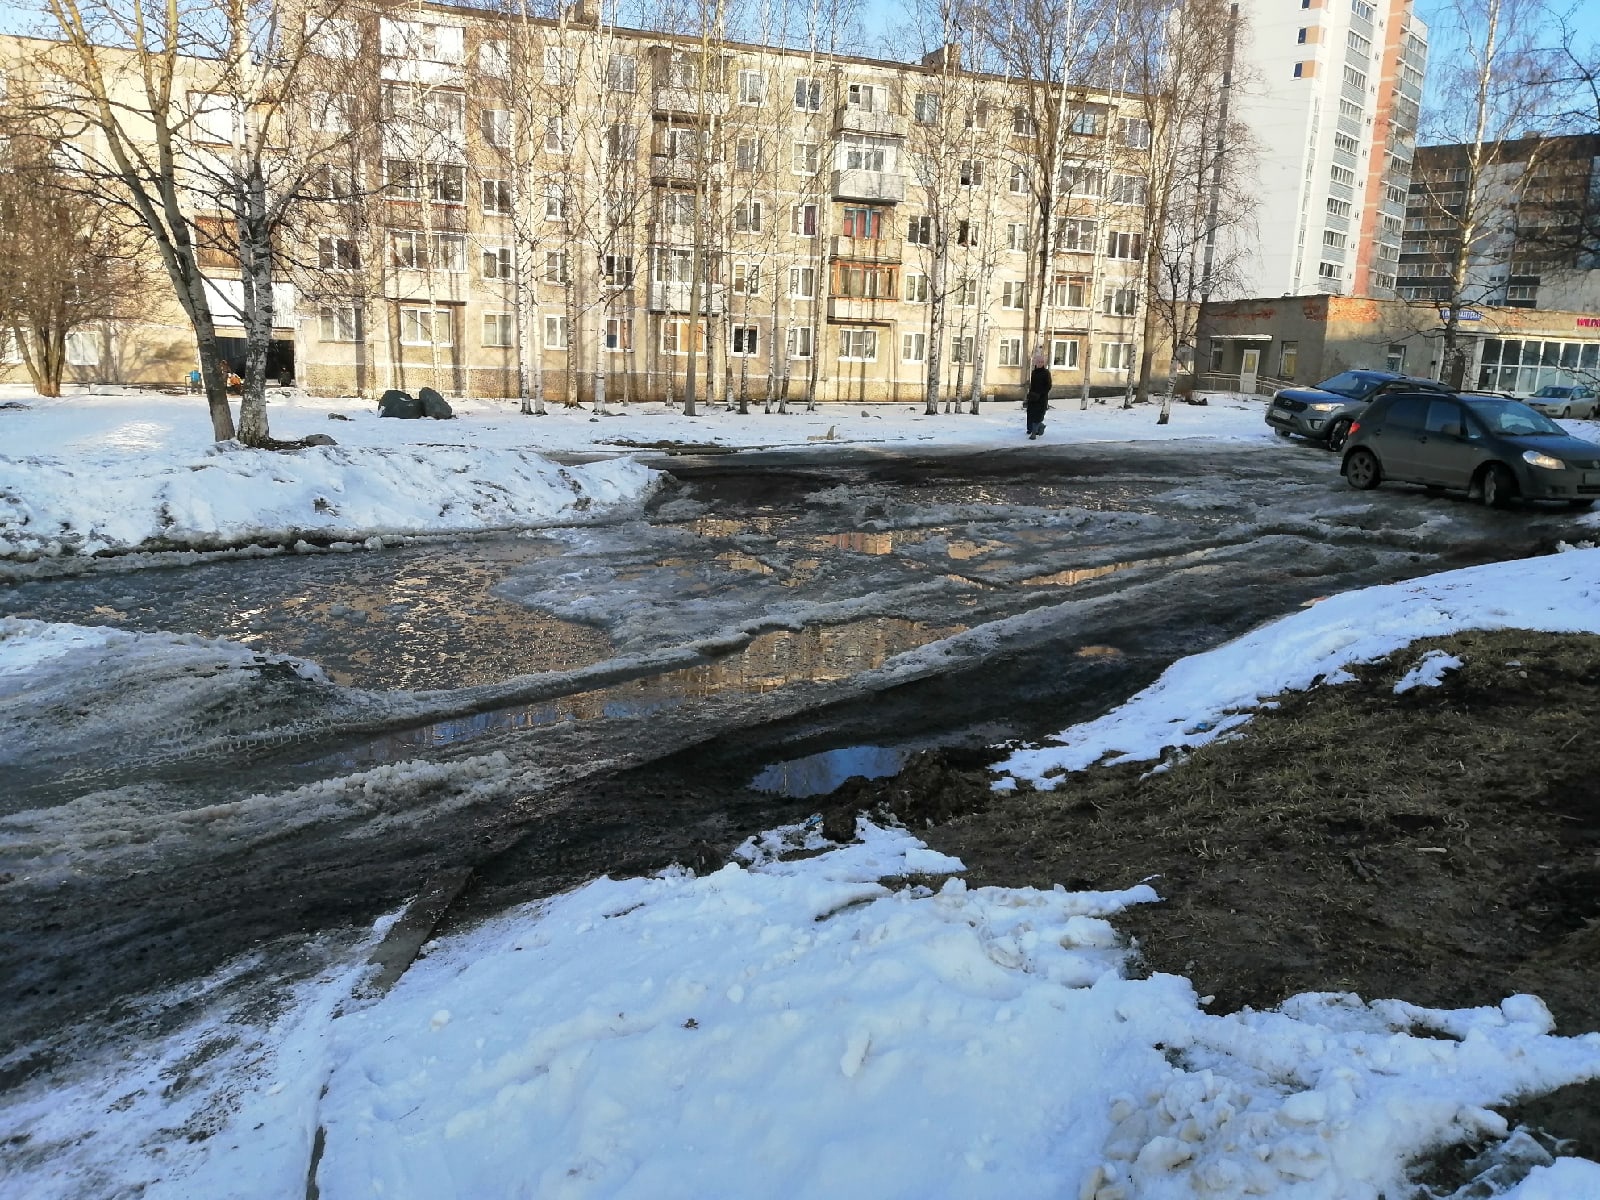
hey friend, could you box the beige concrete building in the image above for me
[2,8,1165,404]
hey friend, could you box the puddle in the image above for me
[1016,550,1206,589]
[748,745,911,797]
[308,617,965,771]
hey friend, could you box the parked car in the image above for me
[1265,370,1452,451]
[1340,390,1600,508]
[1525,384,1599,420]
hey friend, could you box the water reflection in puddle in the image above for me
[310,617,965,771]
[748,745,911,797]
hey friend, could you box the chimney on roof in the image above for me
[921,43,961,71]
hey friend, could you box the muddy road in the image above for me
[0,439,1585,1079]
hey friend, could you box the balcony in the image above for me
[649,155,723,187]
[829,234,901,263]
[834,104,901,137]
[648,280,726,314]
[652,86,729,119]
[831,169,906,204]
[827,296,896,324]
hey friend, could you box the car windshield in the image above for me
[1533,387,1574,398]
[1315,371,1385,400]
[1466,399,1567,436]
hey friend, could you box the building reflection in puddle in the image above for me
[311,616,967,771]
[748,745,911,797]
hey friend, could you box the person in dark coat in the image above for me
[1025,349,1051,439]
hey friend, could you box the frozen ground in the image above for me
[6,549,1600,1197]
[0,384,1275,561]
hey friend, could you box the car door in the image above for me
[1367,395,1431,480]
[1413,398,1482,487]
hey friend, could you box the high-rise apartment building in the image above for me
[1225,0,1427,299]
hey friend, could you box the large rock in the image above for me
[378,389,422,419]
[418,386,454,420]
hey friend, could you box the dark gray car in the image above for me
[1340,391,1600,508]
[1266,370,1451,451]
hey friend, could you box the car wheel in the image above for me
[1326,418,1353,451]
[1561,406,1573,418]
[1345,448,1381,490]
[1481,463,1516,509]
[1275,428,1292,438]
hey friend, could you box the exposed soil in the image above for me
[827,627,1600,1159]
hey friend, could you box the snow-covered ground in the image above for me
[0,384,1271,561]
[7,548,1600,1198]
[9,382,1600,1196]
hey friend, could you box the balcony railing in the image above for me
[826,296,896,324]
[648,280,726,313]
[834,104,901,136]
[829,234,902,263]
[831,168,906,204]
[652,85,730,118]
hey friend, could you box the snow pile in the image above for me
[1394,649,1465,694]
[0,442,657,559]
[299,823,1599,1198]
[995,545,1600,788]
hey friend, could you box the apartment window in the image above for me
[840,134,888,172]
[478,39,508,77]
[792,203,819,236]
[481,108,510,148]
[846,82,885,112]
[604,317,633,351]
[1098,341,1134,370]
[1058,162,1104,196]
[1340,98,1364,121]
[319,306,357,341]
[1385,343,1406,372]
[1051,338,1079,369]
[318,236,360,271]
[400,305,452,346]
[1343,65,1367,89]
[655,248,693,283]
[544,315,568,350]
[607,53,638,92]
[1322,229,1347,249]
[959,159,983,187]
[1109,175,1148,205]
[545,251,570,284]
[834,264,895,299]
[1011,106,1037,135]
[1067,105,1104,136]
[913,92,939,124]
[731,324,760,355]
[482,313,514,347]
[309,92,351,135]
[545,184,566,221]
[786,325,813,359]
[194,216,238,269]
[950,334,974,364]
[1333,131,1359,155]
[482,178,512,214]
[733,200,763,233]
[839,328,878,360]
[842,206,884,238]
[732,262,761,296]
[1006,222,1028,252]
[965,102,989,130]
[543,45,574,85]
[1055,218,1095,252]
[793,76,822,112]
[1347,29,1371,55]
[381,20,462,63]
[1001,281,1026,310]
[1293,63,1305,78]
[738,69,765,105]
[789,266,816,298]
[904,273,929,302]
[735,136,763,171]
[606,123,638,163]
[1051,276,1087,308]
[1326,197,1352,218]
[955,220,979,247]
[544,117,569,154]
[1119,117,1150,148]
[907,214,933,245]
[1318,260,1343,279]
[385,158,419,199]
[901,332,926,362]
[311,162,357,201]
[663,193,696,227]
[1505,284,1538,301]
[482,245,513,279]
[1106,230,1144,260]
[792,142,819,174]
[1102,287,1137,316]
[429,233,464,272]
[1297,27,1308,43]
[998,337,1023,368]
[602,254,635,288]
[955,278,978,306]
[421,91,465,136]
[1330,164,1356,186]
[1009,165,1030,195]
[1278,340,1299,378]
[391,230,424,269]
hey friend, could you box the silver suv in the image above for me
[1266,371,1451,451]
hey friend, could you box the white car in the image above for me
[1526,385,1599,419]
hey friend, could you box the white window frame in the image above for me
[730,324,760,356]
[901,331,926,362]
[793,76,822,112]
[788,266,816,298]
[838,328,878,362]
[482,312,514,347]
[737,69,765,105]
[998,337,1023,368]
[792,142,819,174]
[399,305,453,346]
[786,325,814,359]
[903,273,929,303]
[544,314,568,350]
[1051,338,1080,369]
[319,305,357,342]
[482,245,513,280]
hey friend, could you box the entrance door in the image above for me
[1240,347,1260,395]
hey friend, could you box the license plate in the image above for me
[1269,407,1289,421]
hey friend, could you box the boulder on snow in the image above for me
[418,387,454,419]
[378,389,423,419]
[302,433,338,447]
